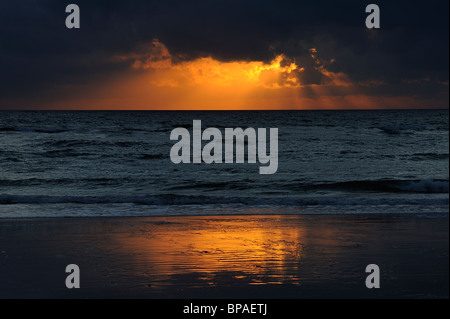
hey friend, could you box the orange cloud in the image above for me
[121,40,304,90]
[22,39,441,110]
[92,39,368,110]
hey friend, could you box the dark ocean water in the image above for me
[0,110,448,218]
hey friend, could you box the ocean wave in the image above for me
[0,127,16,132]
[40,139,149,148]
[138,153,165,160]
[0,194,447,206]
[1,178,447,194]
[409,153,449,160]
[41,140,106,148]
[168,179,255,191]
[393,180,449,193]
[377,124,427,134]
[0,177,140,187]
[315,179,449,194]
[0,127,68,133]
[41,149,94,158]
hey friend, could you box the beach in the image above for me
[1,213,448,299]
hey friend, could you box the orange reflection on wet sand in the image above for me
[114,216,306,288]
[1,213,448,298]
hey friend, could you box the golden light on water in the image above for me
[113,215,306,287]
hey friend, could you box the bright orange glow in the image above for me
[19,39,444,110]
[92,214,382,289]
[155,54,302,89]
[66,40,351,110]
[116,39,303,89]
[111,215,307,286]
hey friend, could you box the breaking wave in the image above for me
[314,179,449,194]
[0,193,447,206]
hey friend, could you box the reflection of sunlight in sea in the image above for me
[111,214,307,288]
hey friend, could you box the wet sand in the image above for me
[0,214,448,299]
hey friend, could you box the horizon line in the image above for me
[0,108,448,112]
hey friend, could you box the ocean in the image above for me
[0,110,448,218]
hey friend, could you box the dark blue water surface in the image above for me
[0,110,448,217]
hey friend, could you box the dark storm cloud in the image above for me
[0,0,448,105]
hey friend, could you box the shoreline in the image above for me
[1,213,448,299]
[0,209,448,220]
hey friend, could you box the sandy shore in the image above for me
[0,213,448,299]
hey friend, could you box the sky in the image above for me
[0,0,448,110]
